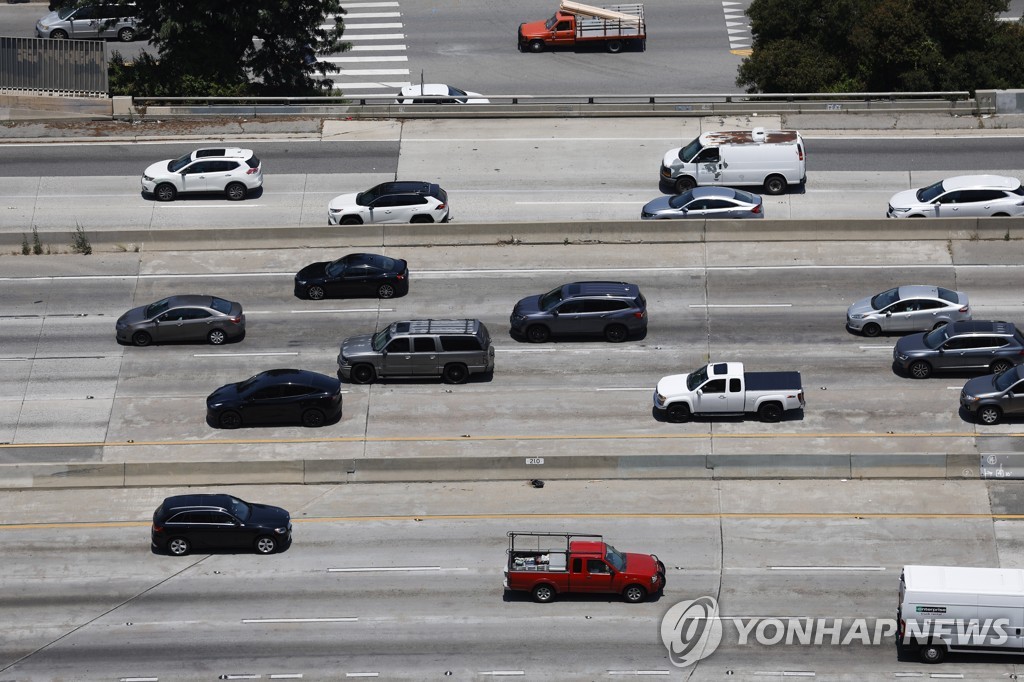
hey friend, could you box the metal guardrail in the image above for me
[0,36,108,97]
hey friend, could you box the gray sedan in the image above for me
[846,285,970,337]
[116,295,245,347]
[640,187,764,220]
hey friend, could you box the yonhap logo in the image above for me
[660,596,723,668]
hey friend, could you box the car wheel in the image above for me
[410,215,433,224]
[528,40,545,53]
[604,324,628,343]
[167,537,190,556]
[932,321,948,331]
[526,325,550,343]
[301,409,326,428]
[49,29,69,39]
[674,176,696,194]
[861,322,881,337]
[990,360,1014,375]
[154,183,177,202]
[532,584,555,603]
[442,363,468,385]
[993,212,1011,217]
[606,39,624,53]
[377,283,395,299]
[351,364,376,384]
[255,536,277,554]
[909,360,932,380]
[208,329,227,345]
[307,285,326,300]
[978,405,1003,425]
[117,27,135,42]
[666,403,691,423]
[218,410,242,429]
[225,182,247,201]
[132,331,152,347]
[918,642,946,664]
[623,584,647,603]
[763,174,788,195]
[758,402,784,423]
[340,216,362,225]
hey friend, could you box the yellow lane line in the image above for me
[3,512,1023,531]
[0,431,1010,449]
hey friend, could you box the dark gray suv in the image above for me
[510,281,648,343]
[893,320,1024,379]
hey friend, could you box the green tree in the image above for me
[105,0,349,96]
[737,0,1024,93]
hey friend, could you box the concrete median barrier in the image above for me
[124,460,305,487]
[0,462,124,489]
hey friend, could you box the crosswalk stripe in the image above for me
[313,80,411,88]
[338,2,399,7]
[345,22,404,29]
[350,44,407,51]
[345,12,401,18]
[330,68,410,75]
[337,33,405,40]
[319,55,408,62]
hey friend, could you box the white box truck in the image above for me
[659,127,806,196]
[898,564,1024,663]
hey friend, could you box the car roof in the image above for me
[160,493,236,509]
[946,320,1016,335]
[940,175,1021,191]
[689,187,741,200]
[563,281,641,298]
[191,147,254,160]
[377,181,440,196]
[392,319,482,335]
[250,368,339,388]
[162,294,224,307]
[400,84,454,97]
[896,285,943,299]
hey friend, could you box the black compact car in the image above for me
[151,494,291,556]
[510,281,648,343]
[294,253,409,300]
[115,295,245,346]
[206,369,342,429]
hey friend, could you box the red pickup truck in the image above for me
[504,531,666,603]
[518,2,646,54]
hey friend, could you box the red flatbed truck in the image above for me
[518,1,646,54]
[504,531,666,603]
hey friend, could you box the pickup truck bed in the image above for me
[745,371,802,391]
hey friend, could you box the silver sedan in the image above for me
[846,285,971,337]
[641,187,764,219]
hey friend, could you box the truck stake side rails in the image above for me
[654,362,805,423]
[899,565,1024,664]
[504,531,665,603]
[518,1,646,54]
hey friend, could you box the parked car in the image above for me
[151,494,291,556]
[116,295,244,347]
[394,84,489,104]
[510,281,647,343]
[36,3,139,41]
[337,319,494,385]
[893,320,1024,379]
[141,147,263,202]
[206,369,342,429]
[327,181,450,225]
[640,187,764,220]
[846,285,970,337]
[961,365,1024,425]
[887,175,1024,218]
[294,253,409,300]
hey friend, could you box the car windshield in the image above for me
[210,297,231,314]
[228,497,251,521]
[57,6,78,19]
[995,371,1020,392]
[371,328,392,352]
[605,544,627,571]
[668,191,695,209]
[538,286,565,311]
[545,14,558,29]
[678,137,704,162]
[686,366,709,391]
[355,185,385,206]
[870,288,900,311]
[916,180,946,203]
[236,374,261,392]
[145,297,172,318]
[168,152,193,173]
[326,259,347,278]
[923,326,949,349]
[447,86,469,103]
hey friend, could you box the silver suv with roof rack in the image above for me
[337,319,494,384]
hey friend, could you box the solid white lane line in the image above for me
[345,675,380,679]
[689,304,792,308]
[120,678,159,682]
[242,617,357,624]
[289,308,393,314]
[328,566,441,572]
[768,566,886,571]
[607,672,671,676]
[478,673,525,677]
[193,352,299,357]
[858,345,894,350]
[269,676,304,680]
[156,204,262,209]
[596,387,652,392]
[927,675,964,680]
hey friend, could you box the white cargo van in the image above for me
[659,127,806,196]
[898,565,1024,663]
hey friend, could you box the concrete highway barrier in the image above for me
[0,453,984,490]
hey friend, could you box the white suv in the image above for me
[887,175,1024,218]
[141,148,263,202]
[327,181,450,225]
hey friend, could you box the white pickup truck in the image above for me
[653,362,805,423]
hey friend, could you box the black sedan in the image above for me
[206,369,342,429]
[294,252,409,300]
[151,493,291,556]
[116,295,245,346]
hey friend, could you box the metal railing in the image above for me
[0,36,108,97]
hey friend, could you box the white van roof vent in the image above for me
[751,127,766,143]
